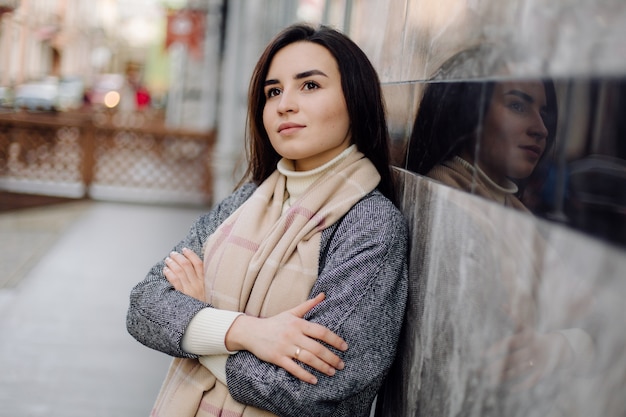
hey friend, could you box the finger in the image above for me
[293,346,339,377]
[297,340,345,374]
[163,266,182,291]
[169,251,197,280]
[182,247,203,277]
[164,256,193,292]
[290,293,326,318]
[164,255,186,278]
[279,356,318,385]
[164,256,204,300]
[302,321,348,353]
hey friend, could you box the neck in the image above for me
[278,145,356,212]
[453,155,518,196]
[458,149,512,190]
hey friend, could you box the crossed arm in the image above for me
[164,247,347,384]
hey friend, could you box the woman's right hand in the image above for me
[163,248,205,302]
[225,293,348,385]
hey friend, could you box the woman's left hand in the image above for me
[163,248,206,302]
[483,326,573,391]
[225,293,348,384]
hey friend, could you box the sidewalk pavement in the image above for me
[0,200,207,417]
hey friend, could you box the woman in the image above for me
[407,68,558,211]
[126,24,408,417]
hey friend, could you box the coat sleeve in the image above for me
[225,192,409,417]
[125,183,257,357]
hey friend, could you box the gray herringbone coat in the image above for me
[127,183,408,417]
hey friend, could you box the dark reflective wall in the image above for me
[377,75,626,417]
[378,167,626,417]
[343,1,626,416]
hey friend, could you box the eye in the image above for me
[508,101,526,113]
[303,81,319,91]
[266,87,281,98]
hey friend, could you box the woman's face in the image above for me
[262,41,351,171]
[470,80,550,185]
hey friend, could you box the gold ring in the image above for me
[294,346,301,360]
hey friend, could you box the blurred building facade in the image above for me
[0,0,181,109]
[1,0,103,86]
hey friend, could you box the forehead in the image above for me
[493,80,547,104]
[267,41,339,77]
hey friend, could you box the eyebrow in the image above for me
[504,89,534,103]
[264,69,328,87]
[504,89,549,111]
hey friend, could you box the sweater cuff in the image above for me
[181,307,243,355]
[199,354,228,385]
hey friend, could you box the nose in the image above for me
[277,89,298,114]
[529,111,549,142]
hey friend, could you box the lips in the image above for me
[519,145,542,158]
[278,122,305,134]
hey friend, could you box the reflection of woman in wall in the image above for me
[405,52,597,404]
[127,24,408,417]
[407,73,558,212]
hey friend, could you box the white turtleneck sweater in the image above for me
[180,145,356,383]
[452,156,519,205]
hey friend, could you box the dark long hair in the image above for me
[407,78,558,183]
[243,23,395,202]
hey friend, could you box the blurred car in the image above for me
[14,77,59,111]
[13,76,84,111]
[0,86,10,107]
[57,76,85,110]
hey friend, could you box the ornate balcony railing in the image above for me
[0,110,216,206]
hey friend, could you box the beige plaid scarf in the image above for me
[151,150,380,417]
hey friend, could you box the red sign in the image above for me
[165,9,206,59]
